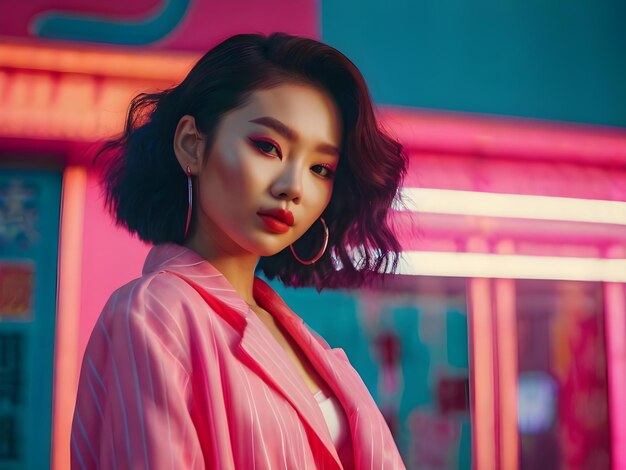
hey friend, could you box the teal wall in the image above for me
[0,168,62,469]
[321,0,626,128]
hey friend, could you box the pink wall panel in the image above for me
[77,170,150,360]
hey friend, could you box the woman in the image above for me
[71,32,407,469]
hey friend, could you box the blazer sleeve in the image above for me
[71,282,203,469]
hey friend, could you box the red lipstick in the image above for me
[257,208,294,234]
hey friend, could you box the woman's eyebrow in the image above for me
[249,116,340,158]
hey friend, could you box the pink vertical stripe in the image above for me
[495,278,519,470]
[468,277,497,470]
[53,166,86,470]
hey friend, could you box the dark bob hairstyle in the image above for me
[99,32,408,291]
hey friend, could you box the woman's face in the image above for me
[190,83,342,258]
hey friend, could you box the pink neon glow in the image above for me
[378,107,626,166]
[390,211,626,256]
[402,153,626,201]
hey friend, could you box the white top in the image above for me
[315,387,354,468]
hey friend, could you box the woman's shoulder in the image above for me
[87,271,211,374]
[103,270,200,318]
[96,271,205,352]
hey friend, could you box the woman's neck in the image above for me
[183,235,260,306]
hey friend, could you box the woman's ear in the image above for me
[173,115,204,174]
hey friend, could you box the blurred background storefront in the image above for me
[1,1,625,469]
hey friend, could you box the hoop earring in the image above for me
[290,217,329,265]
[184,165,192,239]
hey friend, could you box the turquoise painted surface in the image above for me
[447,310,468,369]
[321,0,626,128]
[0,168,62,469]
[33,0,190,45]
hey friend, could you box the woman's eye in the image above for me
[312,165,335,179]
[250,138,281,157]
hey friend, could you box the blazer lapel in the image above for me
[254,278,401,470]
[237,313,343,469]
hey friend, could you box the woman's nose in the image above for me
[271,162,303,202]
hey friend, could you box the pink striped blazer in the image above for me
[71,243,405,469]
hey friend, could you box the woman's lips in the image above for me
[258,214,291,234]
